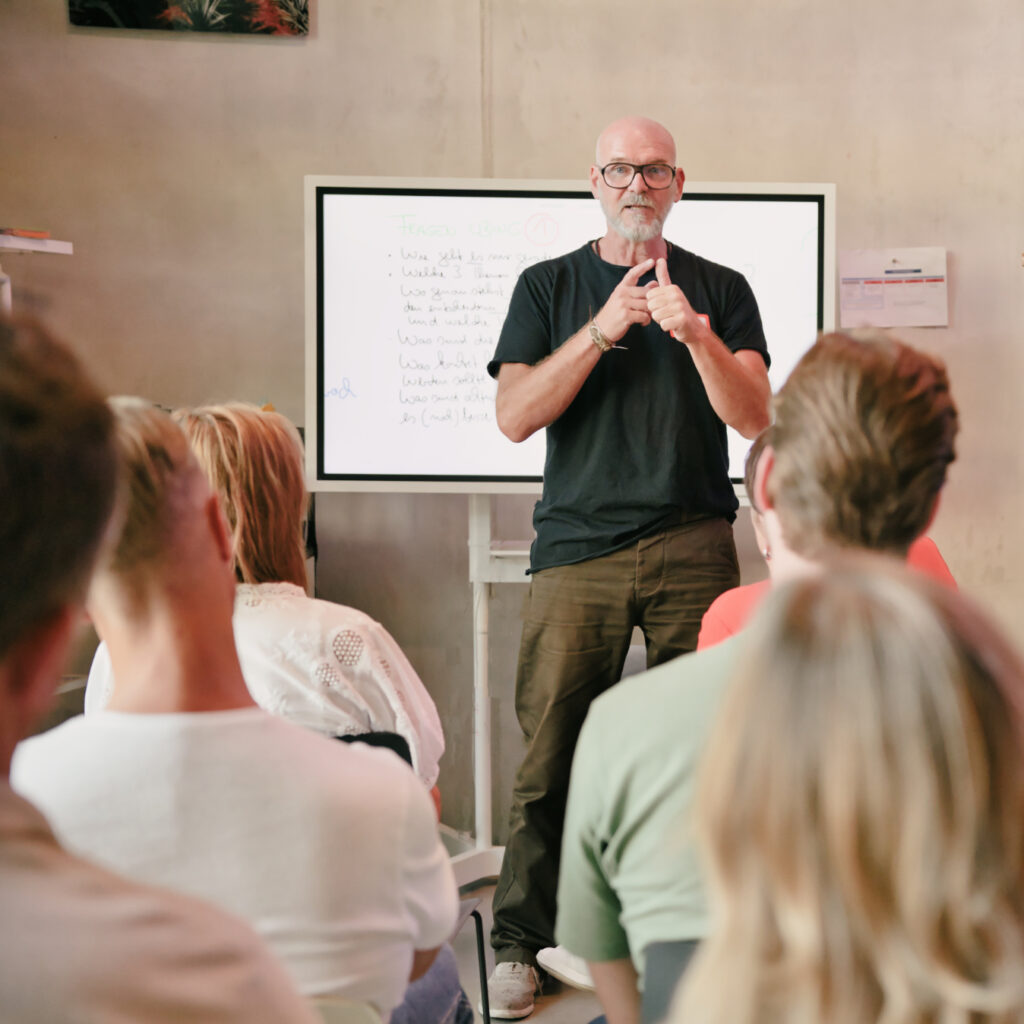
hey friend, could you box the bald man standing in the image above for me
[484,116,771,1017]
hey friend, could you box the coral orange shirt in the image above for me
[697,536,956,650]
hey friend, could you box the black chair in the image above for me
[452,898,489,1024]
[337,730,412,766]
[642,939,698,1024]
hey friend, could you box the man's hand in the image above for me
[645,256,769,436]
[646,258,707,345]
[593,258,656,343]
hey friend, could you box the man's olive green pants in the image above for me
[491,517,740,966]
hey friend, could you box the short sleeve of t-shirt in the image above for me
[697,580,771,650]
[488,258,567,377]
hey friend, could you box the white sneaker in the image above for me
[536,946,595,991]
[483,962,541,1019]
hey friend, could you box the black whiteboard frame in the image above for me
[305,176,836,493]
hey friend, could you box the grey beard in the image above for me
[612,209,663,242]
[604,195,665,242]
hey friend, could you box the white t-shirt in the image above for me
[12,708,457,1017]
[85,582,445,787]
[0,782,317,1023]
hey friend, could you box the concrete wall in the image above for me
[2,0,1022,837]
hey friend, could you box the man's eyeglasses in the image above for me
[599,163,676,190]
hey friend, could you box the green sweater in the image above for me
[555,638,741,975]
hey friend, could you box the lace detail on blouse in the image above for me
[332,630,365,667]
[314,662,342,689]
[237,581,303,608]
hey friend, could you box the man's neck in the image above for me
[761,510,826,585]
[100,600,255,715]
[595,232,669,267]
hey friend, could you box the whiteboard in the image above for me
[305,177,836,493]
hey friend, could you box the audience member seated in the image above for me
[553,331,960,1024]
[13,398,458,1022]
[697,428,957,649]
[84,400,444,792]
[0,317,316,1023]
[673,560,1024,1024]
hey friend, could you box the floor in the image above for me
[452,881,603,1024]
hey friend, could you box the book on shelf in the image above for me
[0,236,73,255]
[0,228,51,239]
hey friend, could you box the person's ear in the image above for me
[589,164,602,199]
[205,494,233,566]
[673,166,686,202]
[919,491,942,537]
[753,445,776,512]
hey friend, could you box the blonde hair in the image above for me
[105,398,208,587]
[173,403,308,589]
[768,331,957,558]
[675,559,1024,1024]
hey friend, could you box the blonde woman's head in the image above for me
[676,558,1024,1024]
[103,397,210,591]
[173,403,308,589]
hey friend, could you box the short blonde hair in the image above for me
[105,398,208,584]
[674,559,1024,1024]
[769,331,957,557]
[173,404,308,590]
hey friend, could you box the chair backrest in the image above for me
[309,997,384,1024]
[642,939,698,1024]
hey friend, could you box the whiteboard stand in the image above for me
[448,494,531,888]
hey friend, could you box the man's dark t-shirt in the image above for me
[488,242,769,574]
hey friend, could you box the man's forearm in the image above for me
[494,326,601,442]
[686,336,771,439]
[645,258,770,438]
[589,958,641,1024]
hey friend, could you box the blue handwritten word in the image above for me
[324,379,357,400]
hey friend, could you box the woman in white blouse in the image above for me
[87,403,445,796]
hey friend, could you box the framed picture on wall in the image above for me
[68,1,309,35]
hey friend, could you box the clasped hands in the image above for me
[593,257,706,347]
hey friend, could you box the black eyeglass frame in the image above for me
[598,162,677,190]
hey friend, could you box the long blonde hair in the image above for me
[173,403,308,590]
[674,558,1024,1024]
